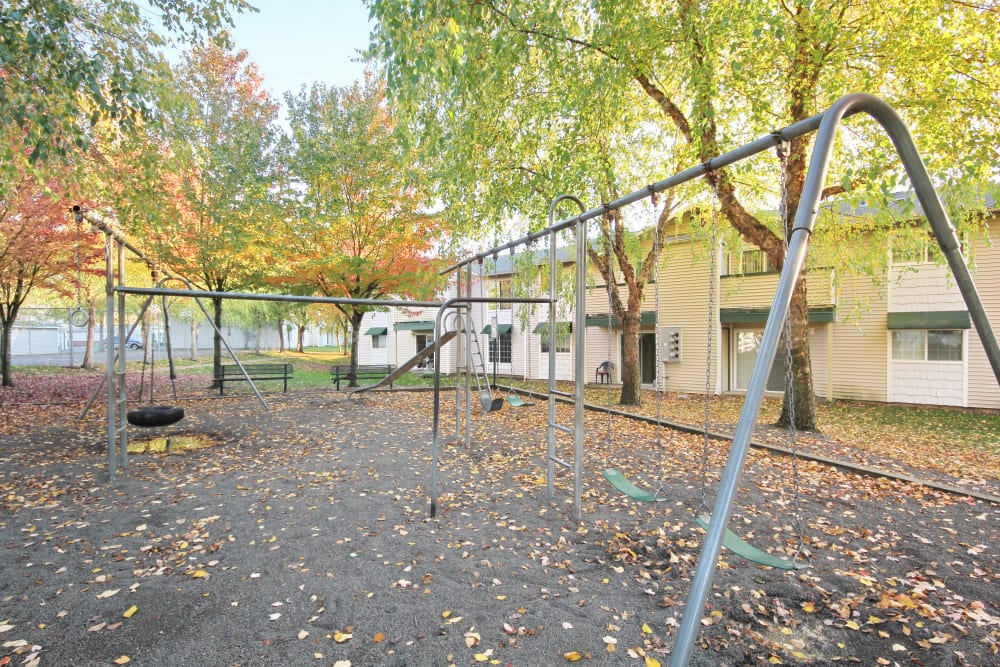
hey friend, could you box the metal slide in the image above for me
[349,330,459,395]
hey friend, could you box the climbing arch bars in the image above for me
[443,93,1000,665]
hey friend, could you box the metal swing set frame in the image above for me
[439,93,1000,665]
[76,93,999,665]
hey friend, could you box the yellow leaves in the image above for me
[333,631,352,643]
[800,601,818,613]
[845,620,861,630]
[113,657,130,665]
[191,570,208,579]
[563,651,583,661]
[644,657,661,667]
[372,632,386,643]
[123,605,138,619]
[700,610,723,626]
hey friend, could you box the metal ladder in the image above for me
[463,313,503,413]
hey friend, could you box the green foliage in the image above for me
[0,0,253,179]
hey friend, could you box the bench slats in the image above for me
[216,363,292,394]
[330,364,395,390]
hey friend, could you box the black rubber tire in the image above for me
[127,406,185,427]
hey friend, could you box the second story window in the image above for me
[489,278,512,310]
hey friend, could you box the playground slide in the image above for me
[349,330,458,395]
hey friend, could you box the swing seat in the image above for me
[603,469,668,502]
[506,395,534,407]
[480,391,504,413]
[694,515,806,570]
[127,405,185,428]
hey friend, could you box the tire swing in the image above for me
[127,292,184,428]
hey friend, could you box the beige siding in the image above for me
[968,225,1000,409]
[830,273,888,401]
[658,239,715,394]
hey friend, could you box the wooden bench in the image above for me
[216,363,293,394]
[331,364,395,390]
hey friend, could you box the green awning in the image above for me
[585,311,657,327]
[887,311,970,329]
[480,323,512,335]
[720,306,837,324]
[532,322,572,334]
[393,320,435,331]
[364,327,387,336]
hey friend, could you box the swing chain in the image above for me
[778,139,805,563]
[700,196,718,512]
[651,195,668,501]
[70,216,89,328]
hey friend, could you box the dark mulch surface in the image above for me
[1,391,997,666]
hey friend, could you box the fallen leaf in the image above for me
[114,657,130,665]
[123,605,138,619]
[96,589,120,599]
[564,651,583,662]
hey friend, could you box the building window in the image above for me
[541,330,571,353]
[723,247,775,276]
[734,329,785,392]
[489,279,512,311]
[892,329,962,361]
[489,333,512,363]
[372,335,387,349]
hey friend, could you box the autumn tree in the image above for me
[1,0,252,197]
[280,73,448,384]
[369,0,1000,426]
[0,157,87,385]
[114,44,282,384]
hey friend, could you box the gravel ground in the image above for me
[0,391,997,666]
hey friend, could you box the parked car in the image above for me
[106,334,144,350]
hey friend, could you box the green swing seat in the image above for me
[603,469,804,570]
[602,468,668,503]
[506,394,535,407]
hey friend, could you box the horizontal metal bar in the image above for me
[549,389,573,398]
[443,112,834,275]
[548,455,572,469]
[549,423,573,435]
[115,286,444,309]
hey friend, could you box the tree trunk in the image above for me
[211,296,223,389]
[296,324,305,353]
[189,317,198,361]
[349,313,363,387]
[778,279,817,430]
[1,317,13,387]
[278,319,286,353]
[619,315,642,406]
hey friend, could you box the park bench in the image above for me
[331,364,395,390]
[216,363,293,394]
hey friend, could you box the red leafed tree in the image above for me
[279,74,449,383]
[0,160,83,386]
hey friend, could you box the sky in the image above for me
[226,0,373,101]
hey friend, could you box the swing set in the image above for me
[441,93,1000,666]
[602,147,806,571]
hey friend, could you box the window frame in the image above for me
[891,328,963,362]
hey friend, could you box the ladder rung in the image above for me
[550,423,573,435]
[548,455,572,469]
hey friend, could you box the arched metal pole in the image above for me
[545,195,587,521]
[670,92,1000,665]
